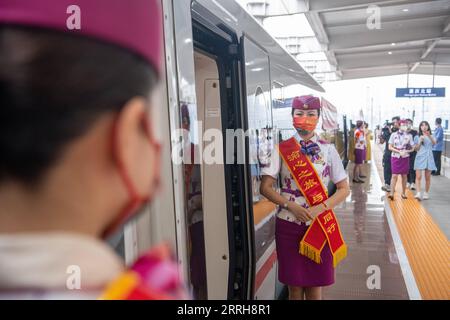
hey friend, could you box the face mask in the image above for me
[293,116,318,133]
[102,113,162,238]
[400,125,407,132]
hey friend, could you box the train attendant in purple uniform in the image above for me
[388,119,416,200]
[0,0,186,299]
[260,95,350,300]
[353,120,367,183]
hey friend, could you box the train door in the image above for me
[240,36,279,299]
[184,2,252,299]
[183,50,229,300]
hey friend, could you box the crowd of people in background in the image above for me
[350,116,445,201]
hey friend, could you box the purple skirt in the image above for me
[275,217,334,287]
[354,148,366,164]
[391,156,409,175]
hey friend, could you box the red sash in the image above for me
[278,137,347,267]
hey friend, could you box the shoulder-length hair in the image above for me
[418,121,431,136]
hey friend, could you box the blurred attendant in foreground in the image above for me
[0,0,187,299]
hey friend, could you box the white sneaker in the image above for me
[406,183,411,189]
[410,183,416,190]
[423,192,429,200]
[415,192,422,200]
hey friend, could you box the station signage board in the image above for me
[396,87,445,98]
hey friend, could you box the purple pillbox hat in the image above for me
[292,95,321,110]
[0,0,163,75]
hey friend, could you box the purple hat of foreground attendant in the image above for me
[292,95,321,110]
[0,0,163,74]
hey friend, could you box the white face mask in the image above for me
[400,125,408,131]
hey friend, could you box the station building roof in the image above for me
[241,0,450,82]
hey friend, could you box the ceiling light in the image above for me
[391,43,396,46]
[402,8,409,12]
[388,51,392,55]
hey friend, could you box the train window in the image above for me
[242,37,278,299]
[249,86,271,202]
[181,99,207,300]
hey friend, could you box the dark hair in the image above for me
[418,121,431,136]
[406,118,413,123]
[392,116,400,122]
[0,26,158,185]
[436,118,442,125]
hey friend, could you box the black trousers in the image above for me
[408,152,416,183]
[383,152,392,186]
[433,151,442,175]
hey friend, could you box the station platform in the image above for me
[323,145,449,300]
[323,161,409,299]
[373,144,449,300]
[424,159,450,239]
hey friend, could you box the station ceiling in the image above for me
[241,0,450,81]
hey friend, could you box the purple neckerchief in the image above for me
[299,140,321,156]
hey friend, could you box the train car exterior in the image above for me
[119,0,326,300]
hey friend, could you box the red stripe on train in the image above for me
[254,250,277,293]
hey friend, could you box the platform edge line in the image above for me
[371,159,422,300]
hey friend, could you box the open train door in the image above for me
[186,1,253,299]
[240,35,279,300]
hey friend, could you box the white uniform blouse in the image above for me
[0,232,124,299]
[261,133,348,225]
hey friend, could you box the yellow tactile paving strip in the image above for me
[374,145,450,300]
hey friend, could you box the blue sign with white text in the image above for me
[396,87,445,98]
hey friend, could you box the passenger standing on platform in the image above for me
[353,120,367,183]
[364,122,372,163]
[374,125,381,144]
[260,95,350,300]
[380,116,400,192]
[406,119,418,190]
[414,121,437,200]
[348,124,356,163]
[0,1,186,299]
[388,120,416,200]
[432,118,444,176]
